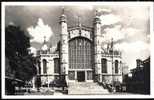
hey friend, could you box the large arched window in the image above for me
[69,37,92,69]
[101,58,107,73]
[43,59,47,74]
[115,60,119,74]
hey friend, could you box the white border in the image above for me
[150,1,154,99]
[1,1,154,99]
[1,1,153,6]
[2,1,6,99]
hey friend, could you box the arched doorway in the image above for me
[68,37,93,82]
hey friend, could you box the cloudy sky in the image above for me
[5,4,151,70]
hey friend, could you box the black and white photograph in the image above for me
[1,1,154,99]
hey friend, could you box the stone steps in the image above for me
[68,82,109,95]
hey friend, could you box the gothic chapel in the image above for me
[35,9,123,87]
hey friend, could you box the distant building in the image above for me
[124,57,150,94]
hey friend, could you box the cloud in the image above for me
[102,23,146,44]
[100,6,149,42]
[115,41,149,52]
[100,14,121,26]
[103,25,124,42]
[114,41,150,70]
[121,27,141,37]
[27,18,53,43]
[97,8,112,15]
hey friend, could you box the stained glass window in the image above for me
[69,37,92,69]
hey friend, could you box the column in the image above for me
[85,71,87,82]
[75,71,77,82]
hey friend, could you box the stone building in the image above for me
[35,10,123,87]
[124,57,150,94]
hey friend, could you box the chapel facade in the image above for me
[35,10,123,86]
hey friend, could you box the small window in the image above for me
[101,58,107,73]
[115,60,119,73]
[54,58,60,73]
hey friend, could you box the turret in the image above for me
[93,10,102,82]
[59,8,69,81]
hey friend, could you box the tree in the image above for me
[5,25,37,81]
